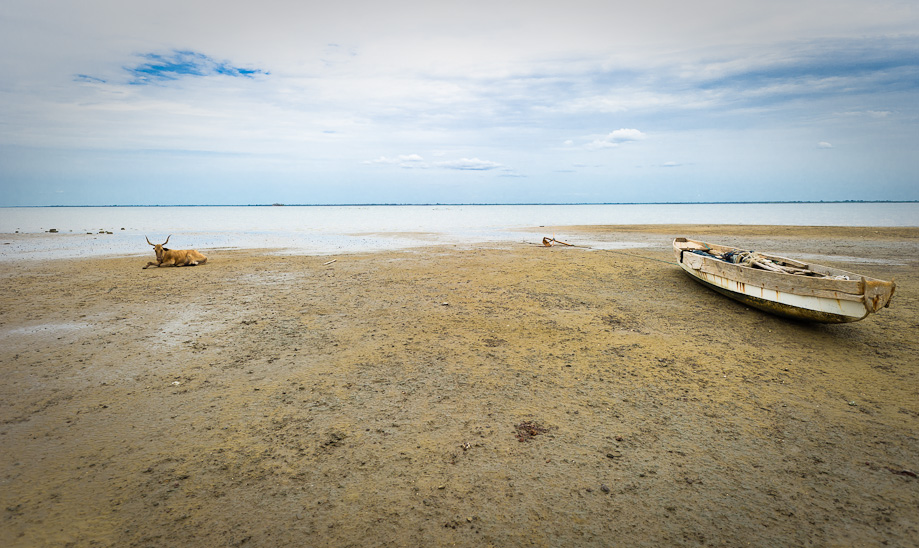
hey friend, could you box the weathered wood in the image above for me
[673,238,896,322]
[682,249,864,296]
[542,237,574,247]
[697,260,866,302]
[864,278,897,312]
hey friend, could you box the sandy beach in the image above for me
[1,225,917,547]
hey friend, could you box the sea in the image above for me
[1,202,916,261]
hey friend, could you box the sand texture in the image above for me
[1,225,917,547]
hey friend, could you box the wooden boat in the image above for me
[673,238,895,323]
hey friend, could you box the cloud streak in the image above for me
[364,155,503,171]
[435,158,503,171]
[585,129,647,150]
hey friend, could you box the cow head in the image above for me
[146,235,171,261]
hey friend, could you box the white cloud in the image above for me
[609,128,647,141]
[585,129,647,150]
[435,158,502,171]
[817,141,834,149]
[363,154,427,168]
[546,91,703,115]
[364,155,503,171]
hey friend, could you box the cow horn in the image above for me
[146,236,154,246]
[164,235,171,245]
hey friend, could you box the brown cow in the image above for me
[143,235,208,269]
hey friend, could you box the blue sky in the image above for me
[1,0,917,206]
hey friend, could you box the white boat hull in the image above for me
[678,261,870,322]
[674,238,895,323]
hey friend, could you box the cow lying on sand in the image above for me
[143,235,208,269]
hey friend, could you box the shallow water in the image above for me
[1,203,915,260]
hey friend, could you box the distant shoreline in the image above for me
[3,200,917,208]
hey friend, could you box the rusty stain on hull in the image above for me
[688,274,865,323]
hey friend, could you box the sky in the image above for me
[1,0,917,206]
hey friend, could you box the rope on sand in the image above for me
[537,236,677,265]
[601,248,678,266]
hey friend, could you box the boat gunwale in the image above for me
[673,237,892,293]
[679,251,867,301]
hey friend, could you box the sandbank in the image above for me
[1,225,917,546]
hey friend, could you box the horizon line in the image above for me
[3,200,917,208]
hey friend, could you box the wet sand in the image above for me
[1,225,917,547]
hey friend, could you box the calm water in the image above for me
[1,203,916,261]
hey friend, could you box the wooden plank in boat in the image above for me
[690,254,866,301]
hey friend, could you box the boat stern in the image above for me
[862,278,896,312]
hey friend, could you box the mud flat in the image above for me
[1,225,917,547]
